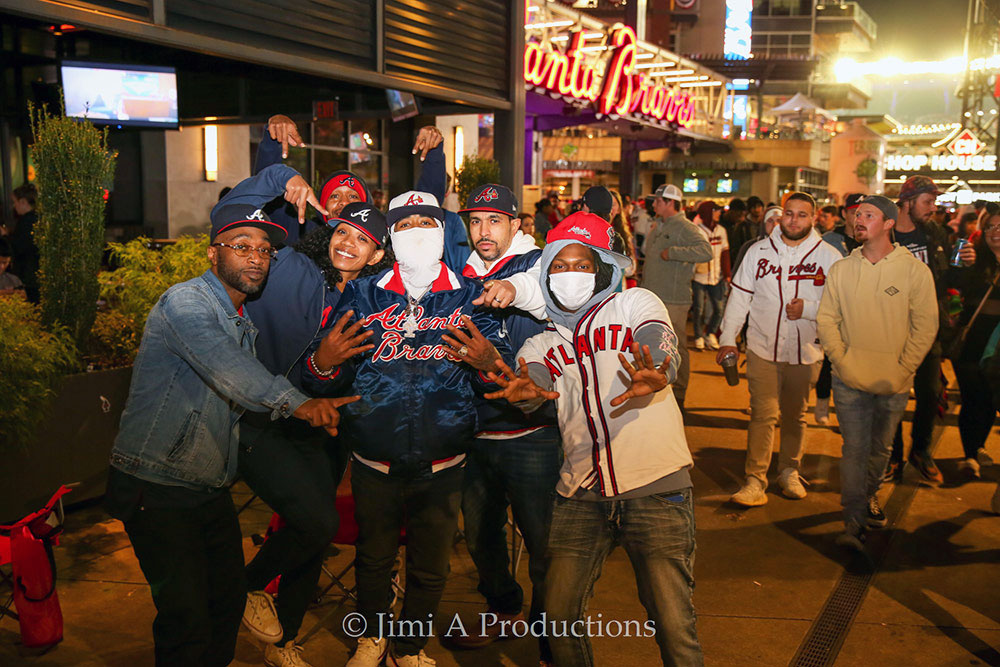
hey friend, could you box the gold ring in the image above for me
[459,345,469,357]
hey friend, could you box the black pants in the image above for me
[239,419,347,643]
[352,461,464,656]
[815,357,832,400]
[890,349,942,462]
[955,360,999,459]
[124,491,246,667]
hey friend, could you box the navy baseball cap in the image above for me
[583,186,614,220]
[844,193,866,209]
[460,184,519,218]
[328,202,388,247]
[210,204,287,245]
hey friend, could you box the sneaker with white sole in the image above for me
[388,649,437,667]
[958,457,981,479]
[694,337,705,350]
[706,333,720,350]
[731,478,767,507]
[778,468,808,500]
[814,398,830,425]
[265,641,312,667]
[867,495,888,529]
[243,591,283,644]
[977,447,995,468]
[347,637,389,667]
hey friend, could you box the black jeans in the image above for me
[815,357,832,400]
[955,360,999,459]
[123,491,246,667]
[890,349,942,462]
[352,461,464,656]
[240,419,347,643]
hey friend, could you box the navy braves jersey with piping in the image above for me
[303,262,509,466]
[461,246,557,437]
[518,288,692,498]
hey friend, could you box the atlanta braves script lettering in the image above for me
[364,305,465,362]
[755,258,826,286]
[538,325,637,381]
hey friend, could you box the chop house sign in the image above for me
[524,25,697,129]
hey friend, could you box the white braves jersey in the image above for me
[518,288,693,498]
[720,227,843,365]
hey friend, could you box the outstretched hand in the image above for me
[284,174,325,224]
[442,315,501,371]
[484,358,560,404]
[268,114,304,159]
[609,343,670,407]
[293,395,360,436]
[411,126,444,161]
[472,279,517,309]
[315,310,375,370]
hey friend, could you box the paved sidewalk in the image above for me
[1,346,998,666]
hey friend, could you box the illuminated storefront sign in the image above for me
[947,129,985,157]
[724,0,752,59]
[937,190,1000,205]
[885,153,998,172]
[523,26,697,128]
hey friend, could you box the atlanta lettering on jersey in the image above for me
[363,304,465,363]
[539,325,636,381]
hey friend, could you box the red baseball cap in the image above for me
[546,212,632,270]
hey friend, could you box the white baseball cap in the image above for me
[652,183,683,202]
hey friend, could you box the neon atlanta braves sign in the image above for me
[524,26,697,128]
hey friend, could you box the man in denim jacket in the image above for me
[106,204,357,667]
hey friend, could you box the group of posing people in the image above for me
[107,117,701,667]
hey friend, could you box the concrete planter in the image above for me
[0,367,132,522]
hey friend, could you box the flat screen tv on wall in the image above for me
[61,61,179,129]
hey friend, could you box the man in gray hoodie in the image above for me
[641,183,713,410]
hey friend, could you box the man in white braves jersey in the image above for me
[717,192,843,506]
[483,212,704,666]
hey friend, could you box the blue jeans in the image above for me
[462,429,561,624]
[832,377,909,534]
[545,488,703,667]
[691,281,725,340]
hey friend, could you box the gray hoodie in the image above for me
[641,212,713,305]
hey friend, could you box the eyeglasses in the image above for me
[211,242,277,260]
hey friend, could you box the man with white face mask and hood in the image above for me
[302,191,510,667]
[483,212,703,666]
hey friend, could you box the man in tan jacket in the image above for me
[817,195,938,551]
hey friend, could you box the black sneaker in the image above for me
[908,453,943,486]
[835,527,866,552]
[883,460,903,483]
[867,496,888,529]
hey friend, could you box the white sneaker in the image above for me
[265,641,312,667]
[388,650,437,667]
[730,478,767,507]
[243,591,283,643]
[958,458,981,479]
[814,398,830,425]
[706,333,720,350]
[694,337,705,350]
[992,484,1000,515]
[778,467,808,499]
[977,447,995,468]
[347,637,389,667]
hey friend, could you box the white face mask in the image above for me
[390,224,445,293]
[549,271,596,311]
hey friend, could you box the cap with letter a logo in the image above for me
[328,202,388,247]
[459,183,519,218]
[210,203,287,245]
[546,211,632,270]
[387,190,445,228]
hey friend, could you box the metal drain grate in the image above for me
[788,422,944,667]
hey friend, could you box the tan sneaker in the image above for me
[387,649,437,666]
[778,468,808,500]
[243,590,282,643]
[731,478,767,507]
[265,641,312,667]
[347,637,388,667]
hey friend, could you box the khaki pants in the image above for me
[745,349,820,485]
[665,303,690,409]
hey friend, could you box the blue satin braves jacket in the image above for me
[303,262,509,468]
[461,246,558,438]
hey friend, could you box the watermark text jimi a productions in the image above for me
[342,611,656,639]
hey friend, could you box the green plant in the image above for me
[455,155,502,207]
[98,235,210,358]
[0,295,78,449]
[86,310,138,369]
[29,101,117,350]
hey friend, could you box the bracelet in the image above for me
[308,352,336,378]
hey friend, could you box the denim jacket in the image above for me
[110,270,310,491]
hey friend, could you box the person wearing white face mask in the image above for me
[481,212,703,667]
[302,190,511,667]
